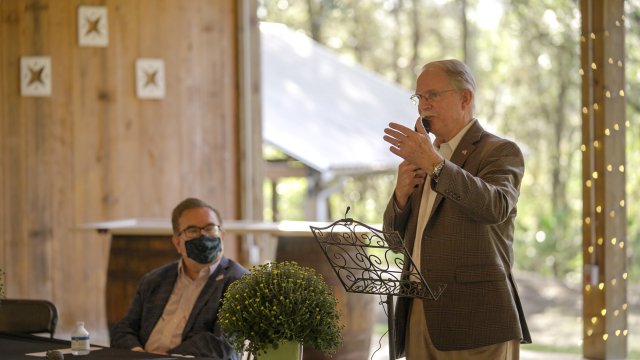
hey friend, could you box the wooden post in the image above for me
[580,1,627,358]
[237,0,264,266]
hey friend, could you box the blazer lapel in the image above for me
[429,121,484,217]
[181,257,229,337]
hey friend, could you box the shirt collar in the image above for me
[177,257,221,279]
[439,118,477,156]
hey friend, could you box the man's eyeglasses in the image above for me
[178,224,221,238]
[410,89,458,105]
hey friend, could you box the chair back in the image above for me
[0,268,5,299]
[0,299,59,338]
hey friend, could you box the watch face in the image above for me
[431,161,444,180]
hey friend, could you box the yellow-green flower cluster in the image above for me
[219,261,343,356]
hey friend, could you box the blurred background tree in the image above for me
[258,0,639,285]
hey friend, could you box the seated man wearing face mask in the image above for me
[111,197,248,359]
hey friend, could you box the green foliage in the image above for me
[263,177,308,221]
[218,261,343,356]
[259,0,640,284]
[329,174,397,224]
[491,0,585,282]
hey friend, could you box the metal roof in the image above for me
[261,22,417,177]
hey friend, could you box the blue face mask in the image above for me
[184,235,221,264]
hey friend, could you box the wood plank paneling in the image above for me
[0,0,245,345]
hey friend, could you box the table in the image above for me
[0,332,212,359]
[77,219,334,330]
[78,219,379,360]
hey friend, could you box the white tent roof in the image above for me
[261,22,417,176]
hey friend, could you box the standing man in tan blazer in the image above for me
[382,59,531,359]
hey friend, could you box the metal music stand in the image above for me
[309,213,446,360]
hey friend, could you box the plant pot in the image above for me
[260,340,303,360]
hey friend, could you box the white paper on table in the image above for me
[26,347,102,357]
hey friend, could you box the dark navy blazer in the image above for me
[110,257,248,359]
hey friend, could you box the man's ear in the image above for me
[460,89,473,109]
[171,235,181,254]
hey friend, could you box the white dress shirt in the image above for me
[144,259,219,354]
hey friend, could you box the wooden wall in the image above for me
[0,0,246,344]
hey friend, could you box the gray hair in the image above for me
[423,59,476,112]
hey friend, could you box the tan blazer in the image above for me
[383,120,531,356]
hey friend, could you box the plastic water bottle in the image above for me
[71,321,90,355]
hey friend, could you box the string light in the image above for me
[582,6,627,353]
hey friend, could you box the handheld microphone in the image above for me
[421,116,431,133]
[413,116,431,189]
[415,116,430,133]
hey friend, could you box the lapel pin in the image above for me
[216,274,225,281]
[462,149,468,155]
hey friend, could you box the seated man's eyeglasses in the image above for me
[178,224,221,238]
[410,89,458,105]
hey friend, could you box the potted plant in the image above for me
[219,261,343,359]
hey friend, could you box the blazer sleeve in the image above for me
[383,191,414,238]
[168,322,237,359]
[433,139,524,224]
[110,274,148,350]
[110,262,176,351]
